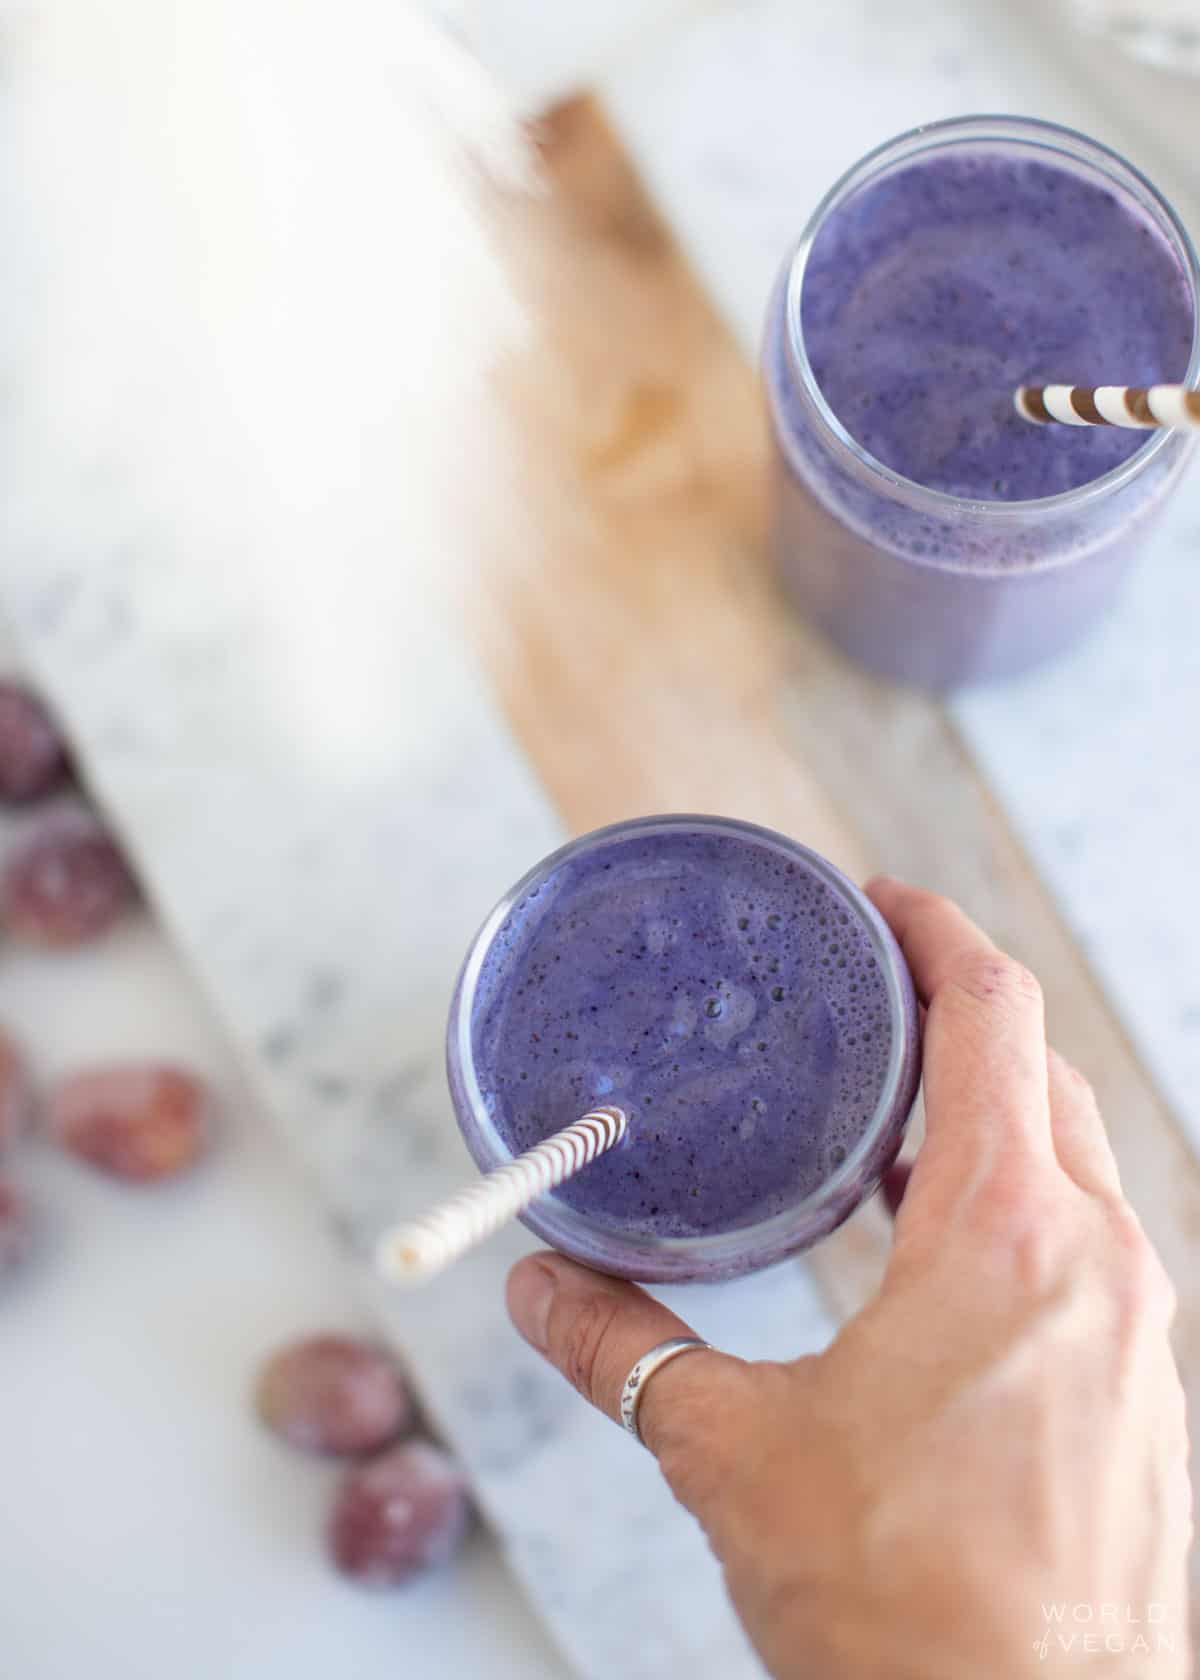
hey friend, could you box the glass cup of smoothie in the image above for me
[446,816,921,1284]
[763,115,1200,690]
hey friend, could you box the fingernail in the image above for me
[507,1258,557,1353]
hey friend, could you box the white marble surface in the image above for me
[0,8,832,1672]
[0,7,835,1648]
[0,558,833,1677]
[599,0,1200,1155]
[0,660,564,1680]
[419,0,705,107]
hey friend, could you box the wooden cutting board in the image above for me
[477,94,1200,1639]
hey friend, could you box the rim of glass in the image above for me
[450,814,917,1267]
[783,113,1200,524]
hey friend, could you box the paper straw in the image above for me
[375,1105,628,1284]
[1015,383,1200,430]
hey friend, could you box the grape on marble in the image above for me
[2,807,137,946]
[327,1440,471,1587]
[257,1334,414,1457]
[48,1064,211,1183]
[0,1028,34,1155]
[0,682,67,803]
[0,1178,34,1278]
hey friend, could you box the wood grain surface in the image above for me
[474,94,1200,1630]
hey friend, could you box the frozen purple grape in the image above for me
[0,1178,34,1277]
[257,1334,413,1457]
[49,1065,211,1182]
[0,1028,33,1155]
[2,808,137,946]
[0,682,67,802]
[327,1441,470,1587]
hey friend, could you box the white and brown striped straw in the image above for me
[375,1104,628,1283]
[1015,383,1200,430]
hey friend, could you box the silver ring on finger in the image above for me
[619,1336,713,1446]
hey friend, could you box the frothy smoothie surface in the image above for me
[469,825,894,1240]
[800,148,1194,500]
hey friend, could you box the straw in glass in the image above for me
[1015,383,1200,429]
[375,1105,628,1284]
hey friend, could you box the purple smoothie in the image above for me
[764,117,1199,689]
[802,151,1191,499]
[447,817,920,1283]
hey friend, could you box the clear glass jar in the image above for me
[763,115,1200,690]
[446,815,921,1283]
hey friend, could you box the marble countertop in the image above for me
[0,7,833,1672]
[0,641,564,1680]
[3,3,1198,1677]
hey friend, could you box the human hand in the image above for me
[506,879,1192,1678]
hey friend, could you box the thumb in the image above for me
[506,1252,753,1485]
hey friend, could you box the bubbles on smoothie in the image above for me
[518,1057,632,1139]
[643,916,677,957]
[473,825,897,1239]
[701,981,758,1050]
[738,1096,769,1143]
[668,993,699,1042]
